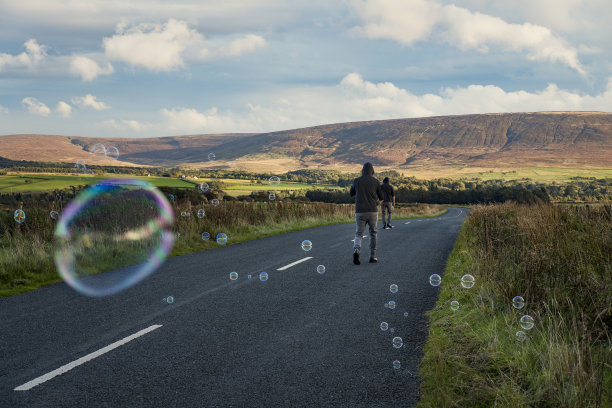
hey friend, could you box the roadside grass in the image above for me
[458,166,612,182]
[0,201,444,297]
[417,203,612,408]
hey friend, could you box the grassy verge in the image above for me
[417,203,612,408]
[0,201,445,297]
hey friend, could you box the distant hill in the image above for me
[1,112,611,174]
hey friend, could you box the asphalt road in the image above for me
[1,207,467,407]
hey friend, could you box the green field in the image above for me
[458,166,612,182]
[194,178,340,197]
[0,174,195,192]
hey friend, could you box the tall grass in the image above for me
[418,203,611,407]
[0,200,444,297]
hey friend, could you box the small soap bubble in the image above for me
[516,330,527,341]
[393,360,401,370]
[89,143,106,161]
[520,315,535,330]
[200,183,210,193]
[216,233,228,245]
[259,272,269,281]
[403,312,409,317]
[211,199,220,207]
[301,240,312,251]
[14,209,26,224]
[181,211,187,217]
[197,209,206,218]
[248,274,252,279]
[317,265,326,274]
[229,272,238,281]
[208,152,216,161]
[168,194,175,202]
[269,176,280,186]
[380,322,389,331]
[512,296,525,309]
[390,284,398,293]
[74,160,87,173]
[50,210,59,220]
[388,300,396,309]
[105,146,119,160]
[392,337,403,349]
[166,296,174,304]
[390,328,395,334]
[201,232,210,240]
[460,274,475,289]
[269,192,276,201]
[429,274,441,287]
[450,300,460,311]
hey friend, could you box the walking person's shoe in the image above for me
[353,251,361,265]
[369,257,378,263]
[382,223,387,229]
[387,224,393,228]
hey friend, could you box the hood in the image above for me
[361,162,374,176]
[383,177,389,184]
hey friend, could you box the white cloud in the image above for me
[69,56,114,81]
[22,97,51,116]
[0,105,8,113]
[0,39,47,71]
[352,0,586,75]
[71,94,111,110]
[97,118,152,132]
[220,34,267,57]
[103,19,206,71]
[96,73,612,135]
[55,101,72,118]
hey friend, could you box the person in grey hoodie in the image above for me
[350,162,383,264]
[381,177,395,229]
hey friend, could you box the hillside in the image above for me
[1,112,611,174]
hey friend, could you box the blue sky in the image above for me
[1,0,611,137]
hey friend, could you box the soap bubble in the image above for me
[387,300,396,309]
[516,331,527,341]
[200,183,210,193]
[216,233,228,245]
[512,296,525,309]
[201,232,210,241]
[229,271,238,281]
[317,265,326,274]
[450,300,460,311]
[181,211,187,217]
[50,210,59,220]
[390,284,398,293]
[105,146,119,160]
[269,176,280,186]
[390,328,395,334]
[197,209,206,218]
[208,152,216,161]
[211,199,220,207]
[54,179,175,297]
[301,240,312,251]
[74,160,88,173]
[460,274,475,289]
[248,274,252,279]
[520,315,535,330]
[168,194,175,202]
[403,312,409,317]
[89,143,106,161]
[392,337,403,349]
[259,272,269,281]
[392,360,401,370]
[165,296,174,304]
[380,322,389,331]
[429,274,441,287]
[269,192,276,201]
[14,209,26,224]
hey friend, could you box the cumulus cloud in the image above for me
[55,101,72,118]
[0,105,8,113]
[352,0,586,75]
[103,19,205,71]
[220,34,267,57]
[0,39,47,71]
[69,56,114,81]
[71,94,111,110]
[22,97,51,116]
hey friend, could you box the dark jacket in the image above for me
[381,181,394,203]
[350,163,383,213]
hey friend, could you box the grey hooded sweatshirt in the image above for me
[350,162,383,213]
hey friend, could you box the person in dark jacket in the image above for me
[381,177,395,229]
[350,162,383,264]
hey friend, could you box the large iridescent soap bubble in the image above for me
[54,179,175,297]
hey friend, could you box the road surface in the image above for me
[0,207,467,407]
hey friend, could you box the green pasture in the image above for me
[459,166,612,182]
[0,174,194,193]
[193,178,341,197]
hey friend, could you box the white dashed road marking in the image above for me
[277,257,313,271]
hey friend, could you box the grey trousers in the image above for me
[353,212,378,257]
[382,202,393,225]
